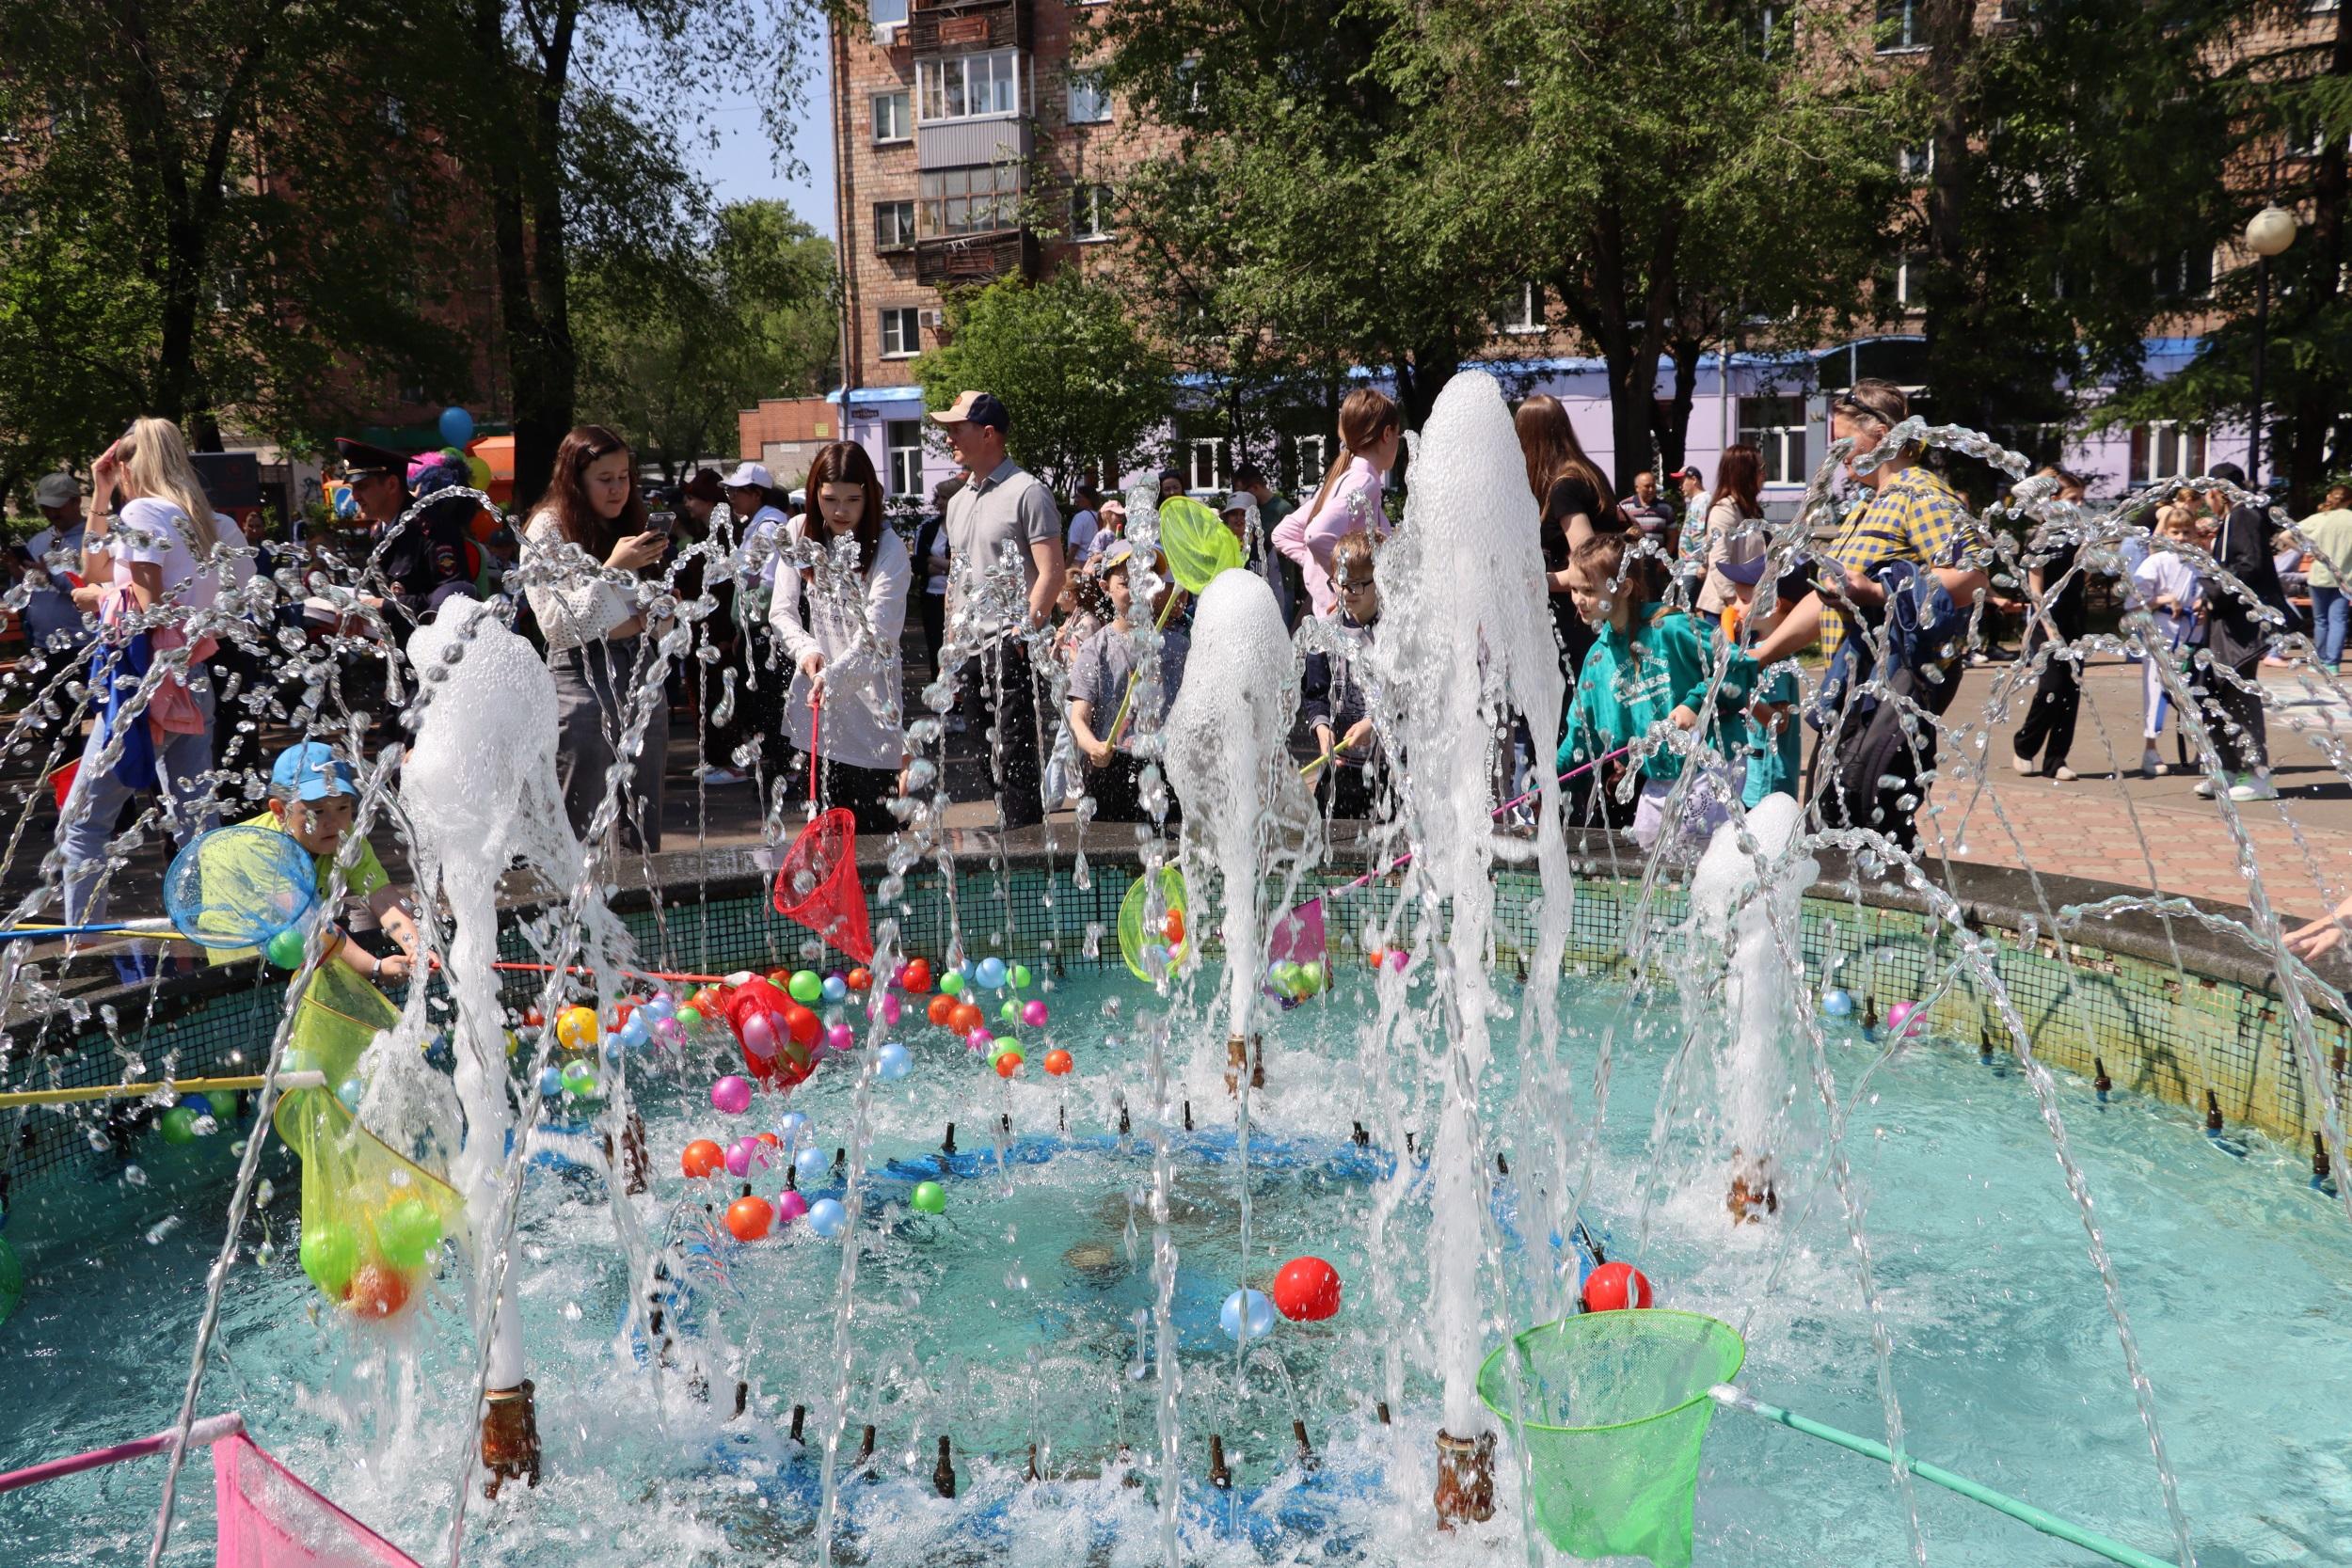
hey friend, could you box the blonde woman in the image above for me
[60,417,247,937]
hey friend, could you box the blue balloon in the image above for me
[438,406,475,446]
[877,1042,913,1081]
[1821,988,1855,1019]
[807,1198,847,1239]
[793,1146,829,1183]
[821,974,849,1004]
[779,1110,812,1148]
[1220,1288,1277,1342]
[534,1066,564,1098]
[337,1077,364,1112]
[975,957,1008,990]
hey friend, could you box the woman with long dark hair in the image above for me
[521,424,671,851]
[1274,387,1401,617]
[1695,443,1765,617]
[768,441,912,833]
[1514,393,1618,672]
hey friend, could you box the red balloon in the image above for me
[927,994,957,1027]
[1581,1261,1653,1313]
[725,1194,774,1242]
[901,958,932,993]
[1043,1048,1073,1076]
[1272,1256,1343,1322]
[344,1261,412,1320]
[682,1138,727,1179]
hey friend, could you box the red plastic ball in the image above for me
[755,1131,780,1148]
[523,1006,545,1028]
[768,968,795,990]
[847,967,873,992]
[344,1261,412,1320]
[1365,948,1386,973]
[1043,1048,1073,1077]
[725,1194,774,1242]
[901,958,932,994]
[927,994,957,1027]
[949,1001,983,1036]
[682,1138,727,1179]
[1162,909,1184,944]
[1581,1261,1653,1313]
[993,1050,1023,1078]
[1272,1256,1343,1322]
[780,1003,819,1049]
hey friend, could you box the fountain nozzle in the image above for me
[480,1381,542,1499]
[1433,1428,1495,1528]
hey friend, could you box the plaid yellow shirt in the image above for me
[1820,465,1978,663]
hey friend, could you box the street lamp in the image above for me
[2246,204,2297,487]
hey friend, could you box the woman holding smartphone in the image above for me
[521,425,672,851]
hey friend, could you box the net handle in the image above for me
[808,690,821,808]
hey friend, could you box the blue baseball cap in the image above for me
[270,742,358,801]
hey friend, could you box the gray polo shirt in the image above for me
[946,457,1060,628]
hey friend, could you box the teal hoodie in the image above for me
[1559,607,1747,781]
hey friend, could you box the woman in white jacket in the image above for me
[768,441,912,832]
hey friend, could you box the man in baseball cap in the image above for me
[18,473,91,657]
[930,389,1010,433]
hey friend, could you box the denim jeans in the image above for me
[2313,584,2349,669]
[59,671,218,927]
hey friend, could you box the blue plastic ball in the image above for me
[806,1197,847,1239]
[437,405,475,446]
[958,958,976,977]
[793,1146,829,1184]
[604,1041,625,1068]
[643,994,675,1021]
[877,1042,913,1081]
[1220,1288,1277,1342]
[180,1093,215,1121]
[535,1066,564,1097]
[821,974,849,1004]
[1821,988,1855,1019]
[618,1016,650,1049]
[975,957,1008,990]
[779,1110,812,1148]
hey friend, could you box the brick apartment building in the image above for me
[812,0,2314,515]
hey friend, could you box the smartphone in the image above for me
[647,509,676,538]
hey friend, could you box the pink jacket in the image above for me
[1274,457,1387,617]
[103,587,212,738]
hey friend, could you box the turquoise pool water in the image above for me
[2,964,2347,1565]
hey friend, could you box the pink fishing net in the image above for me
[214,1433,420,1568]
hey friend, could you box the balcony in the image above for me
[914,228,1039,288]
[909,0,1029,56]
[917,115,1030,171]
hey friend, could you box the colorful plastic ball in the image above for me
[682,1139,727,1179]
[560,1060,598,1097]
[675,1005,704,1033]
[1011,964,1032,989]
[375,1197,442,1270]
[755,1130,780,1148]
[344,1261,412,1320]
[265,927,308,971]
[535,1066,565,1098]
[555,1006,599,1050]
[966,1027,993,1053]
[180,1092,214,1120]
[975,957,1008,990]
[788,970,823,1005]
[1022,1000,1049,1027]
[1162,910,1185,945]
[993,1050,1023,1078]
[1297,961,1327,996]
[711,1075,755,1115]
[783,1004,821,1050]
[825,1022,856,1054]
[643,994,676,1021]
[1821,988,1855,1019]
[653,1017,684,1047]
[940,971,965,997]
[1582,1261,1654,1312]
[775,1190,810,1226]
[877,1043,913,1081]
[778,1111,812,1148]
[724,1138,761,1178]
[821,974,849,1005]
[949,1002,984,1036]
[335,1078,364,1113]
[739,1014,778,1061]
[881,994,903,1025]
[806,1197,848,1238]
[1272,1257,1343,1322]
[899,958,932,993]
[618,1016,650,1050]
[926,994,955,1027]
[847,967,873,992]
[999,999,1020,1023]
[1887,1000,1924,1036]
[523,1006,546,1028]
[299,1224,358,1297]
[1043,1048,1073,1077]
[897,1180,943,1216]
[725,1193,773,1242]
[159,1105,200,1144]
[793,1146,829,1184]
[1219,1287,1276,1341]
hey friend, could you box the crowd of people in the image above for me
[14,378,2352,974]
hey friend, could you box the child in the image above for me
[1716,533,1803,808]
[1558,531,1747,849]
[2132,503,2204,778]
[1067,541,1189,821]
[215,741,420,985]
[1299,530,1391,821]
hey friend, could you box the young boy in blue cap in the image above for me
[218,741,420,985]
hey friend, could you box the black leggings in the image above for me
[785,748,904,836]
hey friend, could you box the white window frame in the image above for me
[1498,282,1542,335]
[1884,253,1922,309]
[1876,0,1925,52]
[1739,395,1808,485]
[872,89,911,144]
[1187,437,1229,494]
[1072,182,1115,241]
[2130,421,2206,488]
[886,420,924,497]
[880,307,922,359]
[1897,143,1934,181]
[918,49,1023,124]
[875,199,915,251]
[1068,70,1111,125]
[1291,434,1327,495]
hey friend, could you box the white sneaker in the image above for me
[2052,765,2078,783]
[2194,774,2222,799]
[2140,747,2166,778]
[2230,773,2280,802]
[700,767,747,786]
[2010,752,2039,776]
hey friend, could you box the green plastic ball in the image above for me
[159,1106,201,1145]
[374,1196,442,1270]
[788,970,823,1005]
[940,972,964,997]
[299,1225,358,1297]
[1299,960,1327,996]
[676,1005,704,1032]
[999,999,1020,1022]
[1010,964,1032,989]
[265,926,308,971]
[560,1060,598,1097]
[909,1180,946,1215]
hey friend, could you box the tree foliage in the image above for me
[575,200,837,482]
[913,272,1174,497]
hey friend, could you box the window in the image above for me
[886,420,924,497]
[1068,71,1111,124]
[2130,422,2205,487]
[1880,253,1923,309]
[1750,4,1786,55]
[918,49,1022,122]
[1072,183,1115,241]
[1876,0,1923,52]
[1290,435,1327,495]
[880,307,921,358]
[2153,246,2213,300]
[870,0,909,23]
[875,200,915,251]
[919,163,1024,237]
[1739,396,1808,485]
[872,89,911,143]
[1175,55,1204,116]
[1897,144,1934,182]
[1497,282,1543,335]
[1187,438,1229,494]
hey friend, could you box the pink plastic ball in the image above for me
[881,993,903,1025]
[1021,1000,1048,1027]
[825,1022,856,1053]
[723,1137,758,1177]
[776,1190,810,1225]
[966,1026,993,1052]
[653,1017,683,1045]
[1887,1000,1923,1036]
[711,1075,755,1115]
[740,1014,778,1061]
[1388,950,1409,973]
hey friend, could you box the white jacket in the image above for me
[767,522,913,771]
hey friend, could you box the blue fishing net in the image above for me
[163,823,323,949]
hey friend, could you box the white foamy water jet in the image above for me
[1368,371,1576,1434]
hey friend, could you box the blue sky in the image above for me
[691,14,838,238]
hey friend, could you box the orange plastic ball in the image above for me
[344,1261,412,1320]
[783,1003,821,1048]
[1043,1049,1073,1076]
[755,1131,780,1148]
[768,968,795,990]
[1366,947,1386,973]
[994,1050,1024,1078]
[949,1002,983,1036]
[847,967,873,992]
[725,1194,774,1242]
[682,1138,726,1179]
[900,958,932,993]
[522,1006,545,1028]
[1162,909,1184,944]
[927,994,956,1027]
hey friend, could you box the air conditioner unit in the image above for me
[918,309,945,329]
[871,21,902,46]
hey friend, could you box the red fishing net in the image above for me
[771,806,871,963]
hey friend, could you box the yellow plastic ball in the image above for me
[556,1006,599,1050]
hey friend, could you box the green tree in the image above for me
[913,272,1174,497]
[575,200,837,482]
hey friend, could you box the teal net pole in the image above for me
[1708,1386,2181,1568]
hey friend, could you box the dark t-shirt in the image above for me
[1541,474,1619,674]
